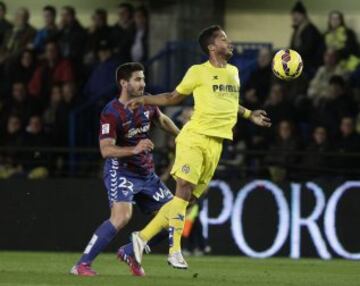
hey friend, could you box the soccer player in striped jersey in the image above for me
[70,62,179,277]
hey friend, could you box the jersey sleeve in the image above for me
[175,65,199,95]
[99,112,118,140]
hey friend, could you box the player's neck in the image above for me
[118,92,131,104]
[208,55,227,68]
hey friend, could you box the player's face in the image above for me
[125,70,146,97]
[211,30,233,60]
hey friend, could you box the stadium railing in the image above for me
[1,146,359,178]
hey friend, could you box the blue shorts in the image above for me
[104,165,173,214]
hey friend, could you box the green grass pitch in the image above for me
[0,251,359,286]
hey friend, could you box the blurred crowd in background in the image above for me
[0,1,359,182]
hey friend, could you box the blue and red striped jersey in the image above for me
[99,98,160,176]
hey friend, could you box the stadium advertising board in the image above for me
[1,179,359,260]
[201,180,360,260]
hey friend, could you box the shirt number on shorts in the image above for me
[119,177,134,193]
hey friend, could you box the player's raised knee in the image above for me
[175,178,194,201]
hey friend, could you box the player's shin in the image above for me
[139,201,172,241]
[78,220,117,265]
[168,196,189,254]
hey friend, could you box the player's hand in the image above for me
[132,139,154,154]
[126,97,145,110]
[249,110,272,128]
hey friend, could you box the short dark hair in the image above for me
[198,25,222,55]
[45,39,58,47]
[43,5,56,17]
[62,6,76,17]
[135,6,148,19]
[95,8,107,18]
[118,3,134,17]
[328,10,345,30]
[0,1,6,12]
[116,62,144,82]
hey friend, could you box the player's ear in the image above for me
[120,79,127,88]
[208,43,215,53]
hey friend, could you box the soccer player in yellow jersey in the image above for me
[126,25,272,269]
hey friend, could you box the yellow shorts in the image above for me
[170,130,223,198]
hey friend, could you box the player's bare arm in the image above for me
[238,105,272,128]
[153,111,180,136]
[99,138,154,158]
[126,90,187,110]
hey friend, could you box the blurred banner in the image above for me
[0,179,359,260]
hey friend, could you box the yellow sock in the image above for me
[169,196,189,255]
[139,200,172,241]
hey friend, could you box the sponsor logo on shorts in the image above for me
[181,164,190,174]
[152,187,173,201]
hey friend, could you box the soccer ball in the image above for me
[272,49,303,80]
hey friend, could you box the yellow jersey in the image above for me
[176,61,240,140]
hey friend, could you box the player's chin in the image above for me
[225,51,233,60]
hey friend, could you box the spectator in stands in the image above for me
[131,6,149,62]
[324,10,360,72]
[2,82,37,126]
[58,6,86,63]
[334,116,360,173]
[264,84,296,127]
[83,39,119,101]
[0,1,12,47]
[0,7,36,63]
[0,114,24,178]
[290,1,324,75]
[28,41,75,100]
[265,120,301,181]
[33,5,58,54]
[62,81,77,105]
[84,8,111,66]
[6,49,36,88]
[43,84,62,136]
[302,126,332,178]
[308,48,345,106]
[314,75,357,130]
[1,114,23,146]
[54,82,77,146]
[112,3,135,62]
[23,116,49,178]
[243,47,273,108]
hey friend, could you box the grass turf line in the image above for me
[0,251,359,286]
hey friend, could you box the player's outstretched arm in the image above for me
[154,111,180,136]
[238,105,272,128]
[126,90,187,110]
[100,138,154,158]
